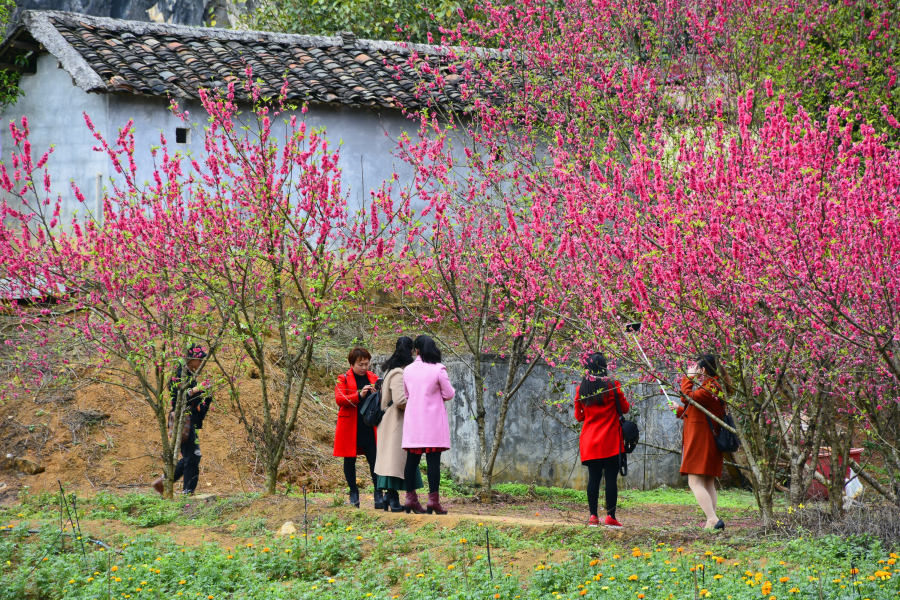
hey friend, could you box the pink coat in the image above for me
[401,357,456,449]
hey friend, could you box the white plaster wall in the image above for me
[1,52,429,223]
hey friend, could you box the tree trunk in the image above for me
[473,362,490,504]
[264,464,279,496]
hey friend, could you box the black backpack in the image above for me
[706,397,741,453]
[613,389,639,476]
[360,378,392,427]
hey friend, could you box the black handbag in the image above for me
[705,394,741,453]
[613,389,639,476]
[360,378,392,427]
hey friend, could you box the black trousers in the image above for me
[404,451,442,493]
[174,440,201,494]
[584,455,619,518]
[343,445,376,493]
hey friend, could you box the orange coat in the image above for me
[676,376,725,477]
[333,369,378,457]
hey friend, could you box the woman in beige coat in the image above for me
[374,337,423,511]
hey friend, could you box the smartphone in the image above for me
[374,378,383,391]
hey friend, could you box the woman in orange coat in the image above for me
[668,354,726,530]
[574,353,630,528]
[334,347,380,509]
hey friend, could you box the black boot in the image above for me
[349,490,360,508]
[374,489,384,510]
[386,490,403,512]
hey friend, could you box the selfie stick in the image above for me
[625,323,674,406]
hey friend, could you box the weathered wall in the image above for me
[1,52,425,223]
[372,353,687,491]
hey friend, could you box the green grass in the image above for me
[489,483,762,511]
[0,491,897,600]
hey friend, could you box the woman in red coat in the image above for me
[334,347,380,509]
[668,354,726,530]
[574,352,630,528]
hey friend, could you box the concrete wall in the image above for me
[372,353,687,491]
[2,52,426,223]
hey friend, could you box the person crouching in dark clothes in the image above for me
[152,346,211,496]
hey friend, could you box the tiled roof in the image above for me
[2,11,482,109]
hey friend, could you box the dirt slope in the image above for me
[0,358,348,497]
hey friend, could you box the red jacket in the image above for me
[333,369,378,457]
[574,381,630,462]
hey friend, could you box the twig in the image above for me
[486,529,493,580]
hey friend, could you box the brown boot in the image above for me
[404,491,426,514]
[426,491,447,515]
[151,478,164,495]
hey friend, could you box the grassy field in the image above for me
[0,488,896,600]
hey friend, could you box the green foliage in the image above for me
[2,491,899,600]
[736,0,899,136]
[0,0,24,113]
[784,533,884,566]
[244,0,477,43]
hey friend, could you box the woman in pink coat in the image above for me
[401,335,455,515]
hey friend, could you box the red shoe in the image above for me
[588,515,600,527]
[604,515,623,528]
[426,492,448,515]
[404,491,427,514]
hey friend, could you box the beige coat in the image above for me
[373,367,409,480]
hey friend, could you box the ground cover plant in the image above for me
[1,489,897,600]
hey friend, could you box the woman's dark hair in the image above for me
[579,352,612,406]
[381,337,415,373]
[414,335,442,364]
[697,354,734,394]
[697,354,719,378]
[348,347,371,366]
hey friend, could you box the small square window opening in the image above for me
[176,128,190,144]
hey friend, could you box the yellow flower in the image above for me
[416,574,424,578]
[700,589,709,597]
[114,578,122,583]
[262,548,270,553]
[141,581,147,585]
[180,581,187,585]
[111,566,119,572]
[346,526,352,531]
[715,575,724,580]
[356,536,362,541]
[316,536,323,541]
[590,560,599,567]
[705,551,713,556]
[613,555,621,559]
[226,556,233,559]
[448,565,456,570]
[581,592,588,596]
[87,578,94,582]
[285,549,292,554]
[328,579,335,583]
[459,539,468,544]
[789,588,800,593]
[677,547,684,553]
[779,577,789,583]
[629,575,639,581]
[671,568,678,572]
[246,543,253,548]
[208,596,214,600]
